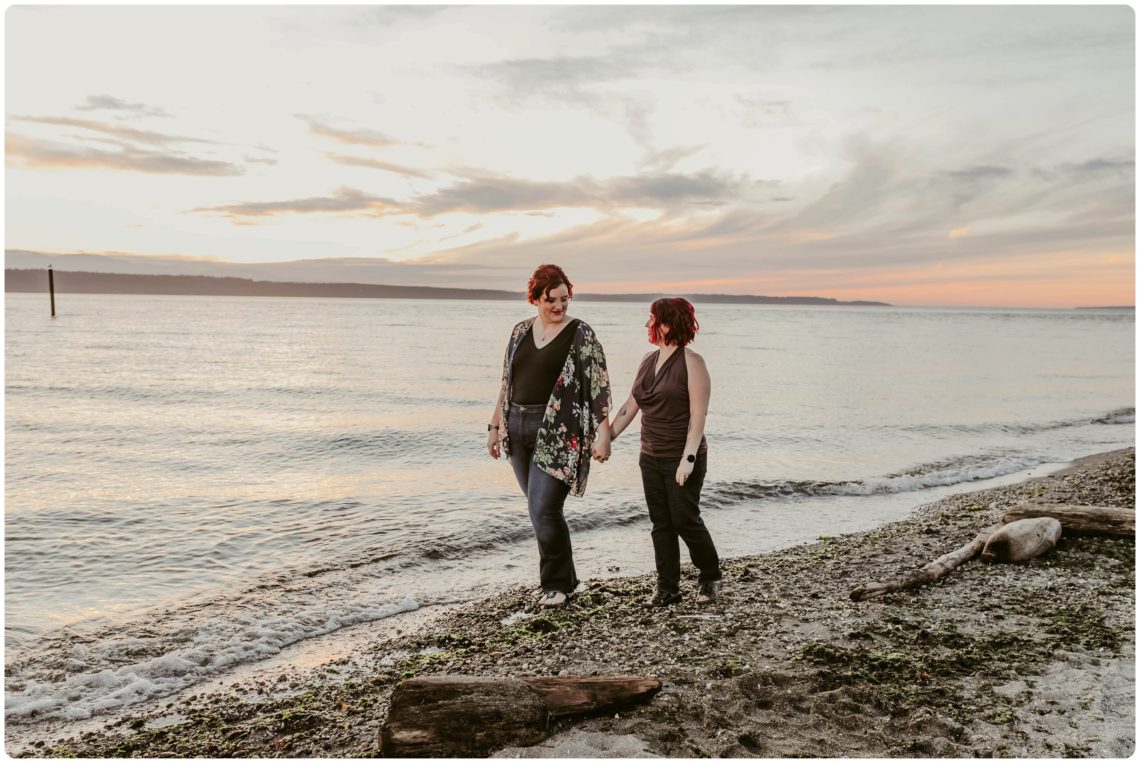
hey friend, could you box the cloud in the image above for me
[736,95,797,128]
[624,100,655,149]
[190,186,399,220]
[412,175,597,215]
[76,94,171,118]
[6,133,243,176]
[945,165,1013,180]
[12,115,215,146]
[605,172,748,208]
[637,144,708,173]
[473,55,631,100]
[186,167,752,224]
[358,5,450,25]
[1068,157,1134,178]
[298,116,396,148]
[413,170,749,216]
[326,153,433,179]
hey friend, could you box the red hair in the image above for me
[527,264,574,304]
[649,298,699,346]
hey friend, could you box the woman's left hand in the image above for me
[675,459,694,486]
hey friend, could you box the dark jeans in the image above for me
[640,451,720,594]
[508,402,578,594]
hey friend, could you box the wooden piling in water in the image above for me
[49,265,56,317]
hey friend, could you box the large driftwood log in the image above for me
[1002,504,1135,538]
[380,675,661,757]
[381,675,547,757]
[850,525,999,602]
[981,517,1062,563]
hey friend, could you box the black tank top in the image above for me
[510,319,580,405]
[633,347,707,458]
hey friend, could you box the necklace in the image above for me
[537,318,563,343]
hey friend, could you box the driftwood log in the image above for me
[1002,503,1135,538]
[849,525,999,602]
[981,517,1062,563]
[380,674,661,757]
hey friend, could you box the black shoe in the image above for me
[696,580,721,605]
[645,589,682,608]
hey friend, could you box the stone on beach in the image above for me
[981,517,1062,563]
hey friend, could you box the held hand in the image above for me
[486,427,501,459]
[675,458,695,486]
[591,425,612,462]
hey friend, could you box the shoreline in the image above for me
[9,448,1135,758]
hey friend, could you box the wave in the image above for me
[5,595,419,724]
[702,441,1126,507]
[283,429,474,463]
[1092,408,1136,425]
[1,497,657,725]
[896,407,1135,437]
[708,408,1135,449]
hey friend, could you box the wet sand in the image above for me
[9,448,1134,758]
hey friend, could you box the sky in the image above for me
[4,5,1135,307]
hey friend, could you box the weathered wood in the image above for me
[1002,503,1135,538]
[521,675,661,718]
[850,525,999,602]
[981,517,1062,563]
[380,675,549,757]
[380,674,662,757]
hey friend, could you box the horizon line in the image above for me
[4,267,1136,311]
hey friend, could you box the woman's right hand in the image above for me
[486,427,501,459]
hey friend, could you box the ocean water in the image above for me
[4,293,1135,723]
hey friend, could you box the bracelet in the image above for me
[487,424,500,431]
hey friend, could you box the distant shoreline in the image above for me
[4,268,890,307]
[1075,306,1136,311]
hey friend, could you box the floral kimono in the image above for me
[497,316,612,497]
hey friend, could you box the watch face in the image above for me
[687,454,696,463]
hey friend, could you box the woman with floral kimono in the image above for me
[486,264,613,607]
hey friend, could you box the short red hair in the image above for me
[649,297,699,347]
[527,264,574,304]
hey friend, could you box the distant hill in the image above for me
[4,269,892,307]
[5,269,519,301]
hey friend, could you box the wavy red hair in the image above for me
[649,297,699,346]
[526,264,574,304]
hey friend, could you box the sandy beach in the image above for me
[10,448,1134,758]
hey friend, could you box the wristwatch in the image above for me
[685,453,696,463]
[488,424,499,431]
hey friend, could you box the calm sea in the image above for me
[4,293,1134,722]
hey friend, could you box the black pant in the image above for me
[639,451,720,594]
[508,403,578,594]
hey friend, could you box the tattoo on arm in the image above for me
[619,406,628,417]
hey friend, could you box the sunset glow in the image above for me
[5,6,1134,308]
